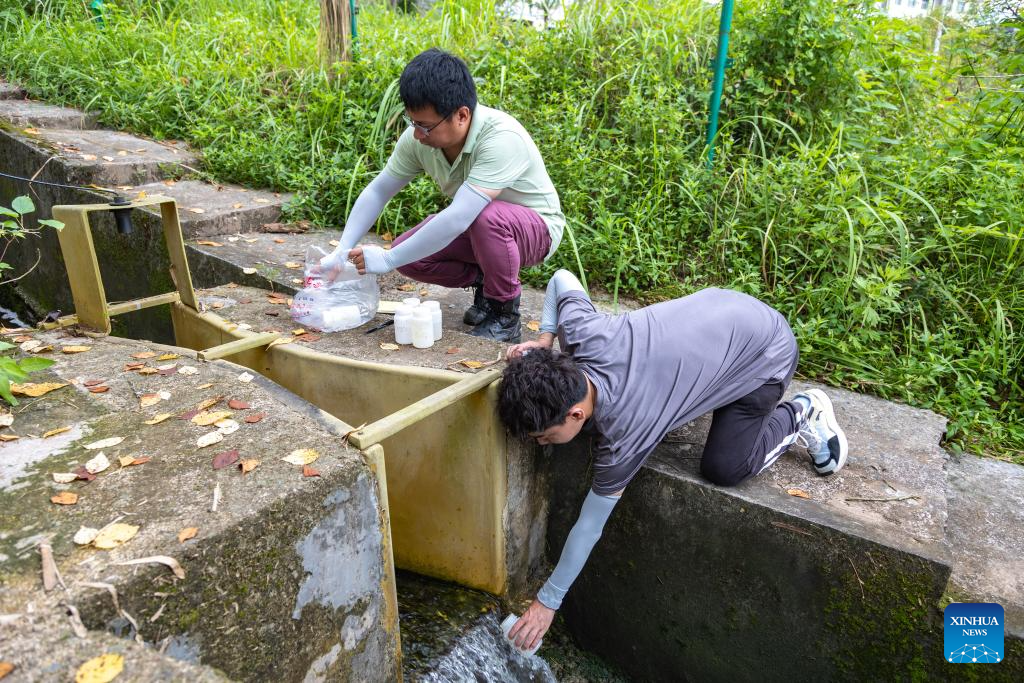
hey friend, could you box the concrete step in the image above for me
[0,331,400,681]
[547,381,1024,681]
[132,180,290,239]
[0,98,97,129]
[0,80,26,100]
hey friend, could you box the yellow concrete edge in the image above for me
[362,443,402,681]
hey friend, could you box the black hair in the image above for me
[498,348,588,437]
[399,48,477,118]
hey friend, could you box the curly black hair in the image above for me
[498,348,588,437]
[399,48,477,118]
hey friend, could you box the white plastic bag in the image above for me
[290,246,379,332]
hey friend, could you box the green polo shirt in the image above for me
[383,104,565,259]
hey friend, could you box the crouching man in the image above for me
[497,269,849,650]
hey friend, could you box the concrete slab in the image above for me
[0,330,400,681]
[0,80,26,100]
[945,454,1024,637]
[0,99,97,129]
[131,181,290,238]
[25,128,197,187]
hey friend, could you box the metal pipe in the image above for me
[706,0,735,166]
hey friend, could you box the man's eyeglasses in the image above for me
[402,113,450,137]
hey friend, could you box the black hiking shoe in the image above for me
[463,277,488,326]
[469,295,522,343]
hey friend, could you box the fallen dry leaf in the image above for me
[178,366,198,376]
[195,396,223,412]
[255,197,270,204]
[140,393,162,408]
[81,154,97,161]
[51,492,79,505]
[30,345,54,354]
[52,472,77,484]
[85,452,110,475]
[238,458,260,474]
[242,267,257,275]
[119,456,150,467]
[19,339,42,352]
[0,414,11,428]
[787,488,812,499]
[284,261,302,269]
[197,383,214,390]
[137,368,159,376]
[0,662,12,679]
[61,345,92,354]
[283,448,319,466]
[419,289,429,297]
[101,155,114,162]
[85,437,123,450]
[212,449,239,470]
[446,347,461,354]
[291,328,306,336]
[302,465,321,478]
[329,240,340,247]
[227,399,250,410]
[73,467,96,482]
[197,240,223,247]
[291,278,303,285]
[295,333,321,343]
[526,320,541,332]
[461,360,484,369]
[74,527,99,545]
[75,653,123,683]
[83,379,106,387]
[143,413,173,425]
[10,382,67,397]
[92,523,139,550]
[196,431,224,448]
[379,342,400,351]
[233,203,244,209]
[191,410,233,427]
[381,231,393,242]
[244,413,266,424]
[115,555,185,580]
[178,527,198,543]
[116,150,128,156]
[187,207,206,214]
[88,386,110,394]
[157,353,180,361]
[43,426,71,438]
[216,419,239,435]
[397,283,417,292]
[237,372,254,383]
[0,434,20,442]
[266,336,293,349]
[132,351,157,359]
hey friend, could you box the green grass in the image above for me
[0,0,1021,460]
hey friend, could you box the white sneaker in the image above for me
[794,389,848,475]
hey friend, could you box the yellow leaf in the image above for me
[131,351,157,359]
[197,240,223,247]
[10,382,67,397]
[178,527,198,543]
[137,367,159,375]
[92,524,139,550]
[291,278,303,285]
[187,207,206,214]
[43,426,71,438]
[233,202,244,209]
[136,190,147,199]
[786,488,811,499]
[283,448,319,466]
[191,410,233,427]
[379,343,400,351]
[239,458,260,474]
[266,337,293,349]
[118,456,135,467]
[526,320,541,332]
[291,328,307,336]
[255,197,270,204]
[75,654,123,683]
[116,150,128,156]
[195,397,223,411]
[460,360,484,369]
[284,261,302,269]
[157,353,179,361]
[139,393,162,408]
[51,491,78,505]
[397,283,417,292]
[62,345,92,354]
[0,434,19,442]
[143,413,173,425]
[197,383,214,390]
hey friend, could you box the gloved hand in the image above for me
[349,245,394,275]
[318,248,349,282]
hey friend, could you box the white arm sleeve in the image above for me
[536,489,619,610]
[540,269,588,334]
[320,172,409,270]
[364,183,490,273]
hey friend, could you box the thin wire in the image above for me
[0,170,119,197]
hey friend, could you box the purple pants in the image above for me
[392,200,551,302]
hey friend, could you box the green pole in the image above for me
[350,0,357,44]
[706,0,735,166]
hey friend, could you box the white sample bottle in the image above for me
[423,300,442,341]
[394,305,414,345]
[402,296,421,308]
[411,307,434,349]
[500,614,542,657]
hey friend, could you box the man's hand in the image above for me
[507,599,555,651]
[506,333,555,360]
[348,246,392,275]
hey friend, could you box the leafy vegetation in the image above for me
[0,0,1020,459]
